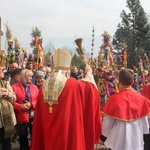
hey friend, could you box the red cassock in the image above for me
[30,78,102,150]
[102,89,150,121]
[141,84,150,100]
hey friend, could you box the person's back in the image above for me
[103,116,149,150]
[99,68,150,150]
[30,49,102,150]
[101,89,149,150]
[140,76,150,150]
[141,72,150,99]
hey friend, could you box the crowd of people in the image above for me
[0,60,53,150]
[0,48,150,150]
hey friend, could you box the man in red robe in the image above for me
[141,72,150,99]
[30,49,102,150]
[141,74,150,150]
[99,68,150,150]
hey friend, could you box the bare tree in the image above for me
[44,41,55,66]
[44,41,55,54]
[61,46,74,56]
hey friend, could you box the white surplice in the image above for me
[102,116,149,150]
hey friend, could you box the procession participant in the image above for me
[141,73,150,98]
[145,72,150,85]
[32,66,47,84]
[34,70,45,89]
[12,69,39,150]
[99,68,150,150]
[10,68,22,143]
[77,68,85,79]
[30,48,102,150]
[141,73,150,150]
[105,71,118,98]
[0,60,16,150]
[10,68,22,85]
[5,61,18,77]
[45,66,52,80]
[97,68,107,110]
[38,65,46,76]
[70,66,80,79]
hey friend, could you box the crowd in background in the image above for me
[0,60,89,150]
[0,60,53,150]
[0,58,150,150]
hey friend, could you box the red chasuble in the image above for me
[141,84,150,100]
[102,89,150,121]
[30,78,102,150]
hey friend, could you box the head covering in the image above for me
[43,48,71,113]
[35,70,45,78]
[50,48,72,71]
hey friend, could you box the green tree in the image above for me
[113,0,150,68]
[71,53,86,70]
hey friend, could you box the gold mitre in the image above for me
[51,48,72,70]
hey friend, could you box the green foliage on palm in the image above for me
[71,53,86,70]
[5,24,12,39]
[30,26,42,55]
[30,26,42,38]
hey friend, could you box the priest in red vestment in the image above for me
[99,68,150,150]
[30,48,102,150]
[141,75,150,150]
[141,73,150,101]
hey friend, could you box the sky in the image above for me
[0,0,150,57]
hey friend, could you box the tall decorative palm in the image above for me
[30,26,44,70]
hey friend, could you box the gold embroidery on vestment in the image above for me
[42,71,67,113]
